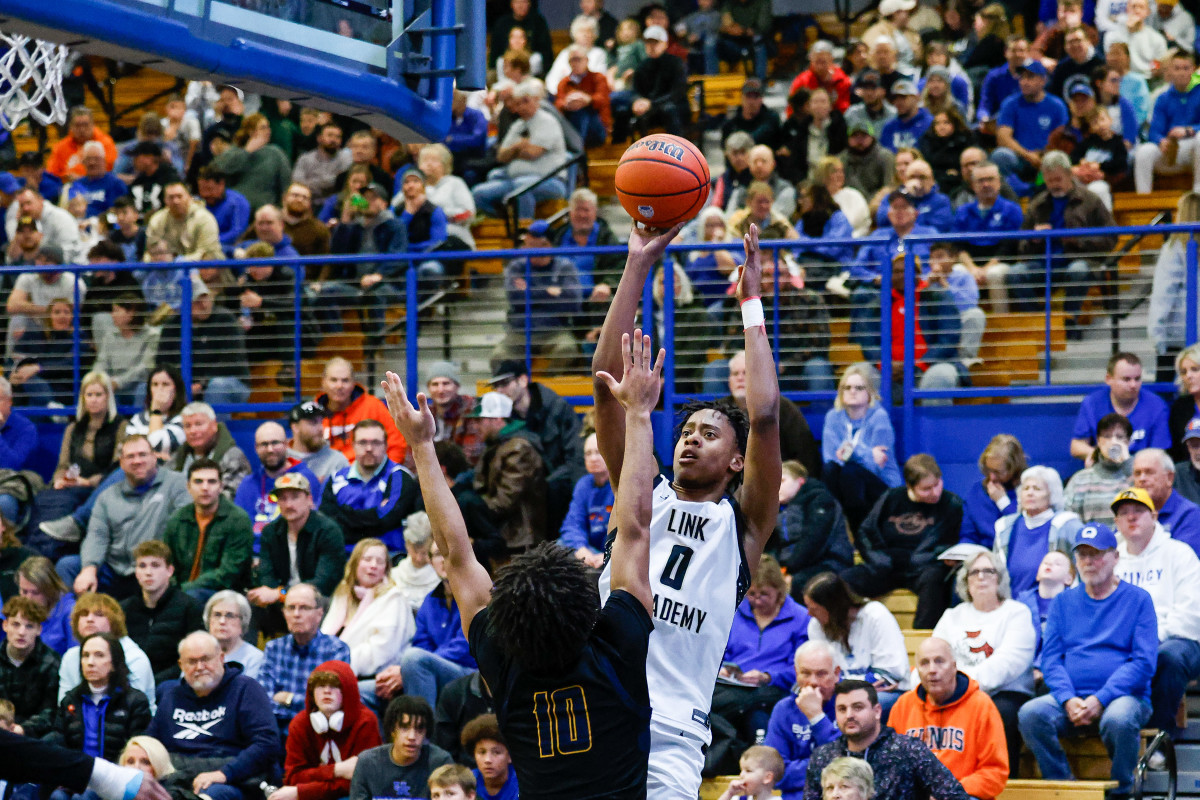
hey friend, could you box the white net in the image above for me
[0,32,68,131]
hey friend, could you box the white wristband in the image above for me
[741,296,765,330]
[87,759,144,800]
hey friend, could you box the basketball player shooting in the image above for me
[381,337,662,799]
[593,222,783,800]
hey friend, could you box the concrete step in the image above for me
[1168,743,1200,771]
[1139,769,1200,795]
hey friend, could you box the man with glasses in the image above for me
[873,159,953,233]
[256,583,349,733]
[150,631,279,800]
[234,421,319,548]
[320,419,418,553]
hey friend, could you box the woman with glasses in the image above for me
[932,549,1037,776]
[822,365,901,532]
[203,590,263,680]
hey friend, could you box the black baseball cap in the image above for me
[289,400,328,423]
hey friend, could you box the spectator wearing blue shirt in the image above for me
[993,60,1070,194]
[394,170,448,292]
[951,161,1024,313]
[873,159,953,232]
[445,90,489,181]
[234,421,320,553]
[65,142,127,218]
[400,547,477,707]
[557,432,612,568]
[1071,352,1171,461]
[15,151,63,205]
[764,641,842,800]
[1008,151,1118,339]
[958,434,1025,548]
[1018,523,1158,798]
[878,80,933,153]
[0,375,37,521]
[1014,550,1075,665]
[196,166,250,257]
[977,37,1029,127]
[1131,448,1200,556]
[926,243,986,361]
[1133,49,1200,193]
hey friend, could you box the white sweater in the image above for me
[321,585,415,677]
[1116,523,1200,642]
[932,599,1036,696]
[390,558,441,614]
[807,601,911,689]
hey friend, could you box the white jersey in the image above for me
[598,475,749,743]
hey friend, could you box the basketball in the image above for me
[615,134,711,228]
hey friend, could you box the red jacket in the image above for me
[317,384,408,465]
[284,660,383,800]
[788,67,853,112]
[555,70,613,131]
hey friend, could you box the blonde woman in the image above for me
[821,365,901,530]
[1170,342,1200,462]
[813,156,871,236]
[321,538,415,679]
[960,434,1027,547]
[821,757,875,800]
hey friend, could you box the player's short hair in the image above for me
[384,695,433,740]
[487,542,600,673]
[741,745,785,784]
[132,540,172,563]
[460,713,506,752]
[673,398,749,490]
[834,679,879,705]
[429,764,476,794]
[1107,351,1141,374]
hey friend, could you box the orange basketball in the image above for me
[615,134,711,228]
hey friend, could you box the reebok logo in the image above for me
[171,705,226,739]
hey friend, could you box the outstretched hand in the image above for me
[380,371,436,446]
[735,223,762,303]
[595,329,665,416]
[627,221,685,266]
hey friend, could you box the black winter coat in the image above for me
[775,478,854,576]
[49,683,152,761]
[121,585,206,683]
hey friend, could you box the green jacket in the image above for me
[256,509,346,597]
[162,496,254,592]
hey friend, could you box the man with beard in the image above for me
[842,124,895,198]
[235,421,319,544]
[292,123,351,208]
[281,183,331,280]
[149,631,280,800]
[288,401,349,483]
[321,419,419,552]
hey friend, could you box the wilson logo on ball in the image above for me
[630,138,686,161]
[615,134,711,228]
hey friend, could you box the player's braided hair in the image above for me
[674,398,749,491]
[487,542,600,672]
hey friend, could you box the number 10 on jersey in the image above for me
[533,686,592,757]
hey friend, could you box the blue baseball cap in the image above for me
[1017,60,1048,78]
[524,219,552,239]
[1183,416,1200,441]
[1073,522,1118,551]
[0,172,19,195]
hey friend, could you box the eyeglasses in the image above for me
[210,611,240,621]
[968,568,999,578]
[355,439,387,449]
[182,653,218,668]
[284,604,318,613]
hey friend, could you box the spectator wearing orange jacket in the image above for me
[315,357,408,465]
[888,637,1009,800]
[283,659,382,800]
[46,107,118,180]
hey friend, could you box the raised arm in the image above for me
[733,225,782,566]
[592,222,683,491]
[381,372,492,635]
[595,330,663,613]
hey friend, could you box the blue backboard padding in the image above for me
[0,0,465,140]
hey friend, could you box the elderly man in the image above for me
[790,40,852,111]
[472,79,568,219]
[46,106,117,180]
[551,188,623,343]
[57,435,191,600]
[993,61,1069,194]
[204,590,263,680]
[764,641,843,800]
[257,583,349,730]
[237,204,300,258]
[888,638,1009,800]
[235,421,320,541]
[163,458,255,602]
[66,141,128,218]
[158,284,252,407]
[490,220,583,370]
[1131,448,1200,553]
[149,631,280,800]
[1071,353,1171,462]
[721,350,821,476]
[951,147,1022,208]
[321,419,418,552]
[952,160,1024,312]
[145,182,222,261]
[1112,487,1200,750]
[196,166,250,256]
[729,145,797,219]
[315,357,407,464]
[1008,151,1117,339]
[5,187,82,262]
[169,402,252,498]
[873,159,953,232]
[803,680,968,800]
[291,123,351,208]
[1018,523,1159,798]
[554,46,611,147]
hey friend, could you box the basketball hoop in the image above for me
[0,32,69,131]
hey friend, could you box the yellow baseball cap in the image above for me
[1111,487,1154,512]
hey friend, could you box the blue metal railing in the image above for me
[4,219,1194,461]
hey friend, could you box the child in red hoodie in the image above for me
[280,660,383,800]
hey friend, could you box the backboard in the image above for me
[0,0,485,141]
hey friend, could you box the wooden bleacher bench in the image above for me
[1000,779,1117,800]
[882,589,917,630]
[700,779,781,799]
[689,73,747,129]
